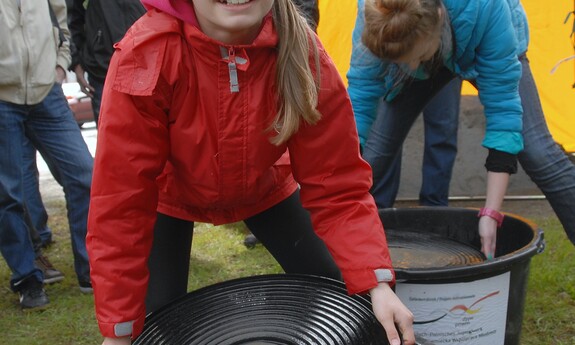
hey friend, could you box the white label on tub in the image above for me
[395,272,510,344]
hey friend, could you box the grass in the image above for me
[0,200,282,345]
[0,200,573,344]
[521,217,575,344]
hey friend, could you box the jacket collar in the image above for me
[183,13,278,50]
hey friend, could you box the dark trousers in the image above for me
[145,190,341,313]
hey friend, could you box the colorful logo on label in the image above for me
[414,291,500,324]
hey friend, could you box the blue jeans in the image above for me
[0,83,93,289]
[516,55,575,245]
[364,67,457,208]
[364,55,575,245]
[372,78,461,207]
[22,136,53,247]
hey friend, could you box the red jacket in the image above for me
[87,7,393,339]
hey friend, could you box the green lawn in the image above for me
[521,217,575,344]
[0,200,573,344]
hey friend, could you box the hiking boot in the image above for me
[35,255,64,284]
[79,281,93,294]
[18,278,49,311]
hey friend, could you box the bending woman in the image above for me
[348,0,575,257]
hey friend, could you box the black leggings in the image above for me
[145,190,342,313]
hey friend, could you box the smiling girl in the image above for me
[88,1,415,344]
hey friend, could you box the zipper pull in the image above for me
[227,48,240,93]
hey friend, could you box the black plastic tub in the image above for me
[380,207,545,345]
[133,274,390,345]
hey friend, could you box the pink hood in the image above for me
[140,0,199,26]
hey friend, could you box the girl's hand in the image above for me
[480,171,509,260]
[370,282,415,345]
[478,215,498,259]
[102,337,131,345]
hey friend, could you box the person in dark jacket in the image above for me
[67,0,145,126]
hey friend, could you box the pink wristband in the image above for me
[477,207,504,228]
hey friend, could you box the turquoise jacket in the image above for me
[347,0,528,154]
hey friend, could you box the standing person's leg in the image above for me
[24,83,94,288]
[364,68,455,209]
[21,126,66,284]
[22,204,43,258]
[21,200,64,284]
[516,54,575,245]
[0,100,46,307]
[145,213,194,314]
[244,191,342,281]
[88,75,104,126]
[367,99,404,209]
[419,78,462,206]
[21,135,53,247]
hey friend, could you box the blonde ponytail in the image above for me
[270,0,321,145]
[362,0,442,60]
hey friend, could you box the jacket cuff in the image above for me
[484,148,518,174]
[341,267,396,295]
[56,56,70,73]
[97,314,145,339]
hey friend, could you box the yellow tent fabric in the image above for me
[317,0,357,82]
[318,0,575,152]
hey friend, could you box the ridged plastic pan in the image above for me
[133,274,389,345]
[385,229,485,269]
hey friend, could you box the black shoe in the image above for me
[35,255,64,284]
[79,281,93,294]
[40,238,55,249]
[243,234,260,249]
[18,279,49,311]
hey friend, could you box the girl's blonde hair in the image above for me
[270,0,321,145]
[362,0,442,61]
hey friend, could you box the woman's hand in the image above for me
[480,171,509,259]
[478,215,498,259]
[102,337,131,345]
[370,282,415,345]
